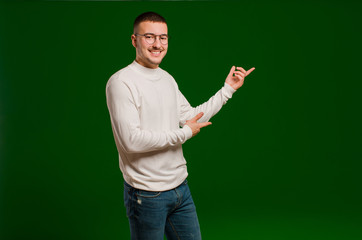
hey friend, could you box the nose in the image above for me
[152,36,162,48]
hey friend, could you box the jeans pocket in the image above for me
[136,189,162,198]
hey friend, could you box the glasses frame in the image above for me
[134,33,169,45]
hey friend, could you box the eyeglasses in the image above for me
[134,33,169,45]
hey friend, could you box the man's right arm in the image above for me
[106,80,193,154]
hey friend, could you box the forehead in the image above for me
[137,21,168,34]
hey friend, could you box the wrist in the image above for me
[223,82,237,97]
[182,125,193,140]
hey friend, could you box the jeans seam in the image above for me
[167,217,181,240]
[171,189,181,212]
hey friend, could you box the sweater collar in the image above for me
[130,60,162,81]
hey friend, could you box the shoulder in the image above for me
[158,67,173,79]
[159,67,179,88]
[106,64,135,90]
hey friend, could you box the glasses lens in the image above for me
[144,34,155,44]
[160,35,168,44]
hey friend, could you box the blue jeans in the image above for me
[123,179,202,240]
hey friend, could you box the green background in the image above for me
[1,0,362,239]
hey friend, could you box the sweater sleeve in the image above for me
[106,80,193,154]
[178,82,236,126]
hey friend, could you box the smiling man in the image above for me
[106,12,254,240]
[132,20,168,68]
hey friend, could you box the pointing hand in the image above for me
[185,112,212,137]
[225,66,255,90]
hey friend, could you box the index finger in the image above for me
[246,67,255,76]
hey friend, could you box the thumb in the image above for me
[227,66,236,78]
[199,122,212,128]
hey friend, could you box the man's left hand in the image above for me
[225,66,255,90]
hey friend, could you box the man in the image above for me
[106,12,254,240]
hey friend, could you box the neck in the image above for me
[135,58,158,69]
[131,60,162,81]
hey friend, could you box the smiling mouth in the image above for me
[149,50,162,57]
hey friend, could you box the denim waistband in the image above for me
[124,178,187,191]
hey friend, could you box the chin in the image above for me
[148,58,163,66]
[149,53,166,63]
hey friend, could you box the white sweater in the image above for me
[106,61,236,191]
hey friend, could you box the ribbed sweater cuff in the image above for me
[182,125,193,141]
[223,82,236,98]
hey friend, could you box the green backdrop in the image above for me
[1,1,362,239]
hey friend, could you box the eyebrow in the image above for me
[144,32,168,36]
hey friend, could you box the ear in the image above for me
[131,34,137,48]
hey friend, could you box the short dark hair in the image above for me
[133,12,167,33]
